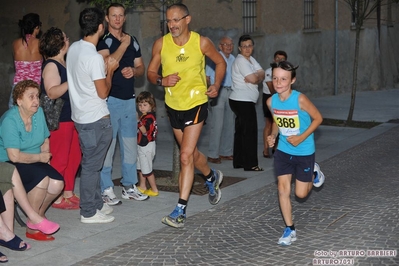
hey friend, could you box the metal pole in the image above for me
[334,0,338,95]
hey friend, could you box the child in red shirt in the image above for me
[136,91,159,196]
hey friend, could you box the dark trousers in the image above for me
[229,99,258,169]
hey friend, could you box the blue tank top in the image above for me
[271,90,315,156]
[41,59,72,122]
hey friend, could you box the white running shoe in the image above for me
[313,162,325,187]
[81,210,115,224]
[121,185,149,201]
[278,227,297,246]
[102,187,122,206]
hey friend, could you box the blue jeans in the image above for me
[75,117,112,218]
[208,86,235,158]
[100,97,138,191]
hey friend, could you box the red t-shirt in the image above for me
[137,112,157,146]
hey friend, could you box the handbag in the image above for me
[40,94,64,131]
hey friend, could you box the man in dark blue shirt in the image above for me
[97,3,148,205]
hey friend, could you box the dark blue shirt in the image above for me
[97,31,142,99]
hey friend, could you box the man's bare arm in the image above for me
[95,56,119,99]
[147,38,163,85]
[98,33,130,61]
[201,36,226,98]
[201,36,225,88]
[133,57,145,77]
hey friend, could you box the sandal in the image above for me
[0,252,8,263]
[244,166,264,171]
[0,235,30,251]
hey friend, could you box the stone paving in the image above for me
[74,125,399,266]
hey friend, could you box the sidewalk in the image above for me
[7,89,399,265]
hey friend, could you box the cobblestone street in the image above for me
[74,125,399,266]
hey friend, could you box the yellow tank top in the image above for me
[161,31,207,110]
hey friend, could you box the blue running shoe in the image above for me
[278,227,297,246]
[313,162,325,188]
[161,205,186,228]
[205,169,224,205]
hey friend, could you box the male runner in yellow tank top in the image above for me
[147,3,226,228]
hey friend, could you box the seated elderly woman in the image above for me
[0,162,59,244]
[0,80,64,241]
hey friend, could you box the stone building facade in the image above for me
[0,0,398,115]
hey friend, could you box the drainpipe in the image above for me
[334,0,338,95]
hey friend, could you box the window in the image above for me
[351,1,358,27]
[304,0,315,30]
[242,0,257,33]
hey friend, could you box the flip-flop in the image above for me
[0,252,8,263]
[0,235,30,251]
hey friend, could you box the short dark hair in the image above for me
[79,7,105,37]
[106,3,125,15]
[167,3,189,16]
[270,61,298,79]
[39,27,66,58]
[238,34,254,47]
[13,80,40,106]
[274,50,288,60]
[136,91,156,112]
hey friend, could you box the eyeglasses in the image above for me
[270,61,299,71]
[240,44,253,49]
[220,43,234,47]
[166,14,189,24]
